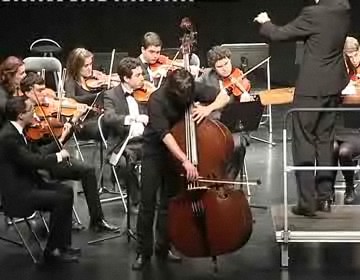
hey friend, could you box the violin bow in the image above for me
[32,90,72,166]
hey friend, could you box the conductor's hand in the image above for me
[59,149,70,160]
[254,12,271,24]
[191,103,212,124]
[182,159,199,182]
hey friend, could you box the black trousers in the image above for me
[136,155,180,256]
[113,140,142,205]
[292,94,339,211]
[29,182,73,251]
[49,159,104,223]
[226,132,248,180]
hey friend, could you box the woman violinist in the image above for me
[64,48,107,140]
[0,56,26,128]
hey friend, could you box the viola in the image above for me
[222,68,251,96]
[34,97,94,117]
[25,117,63,141]
[133,80,157,103]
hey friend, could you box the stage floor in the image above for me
[2,104,360,280]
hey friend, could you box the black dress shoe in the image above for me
[155,248,182,263]
[89,219,120,233]
[61,246,82,256]
[291,206,316,217]
[43,248,79,263]
[72,221,86,231]
[132,254,151,271]
[317,200,332,212]
[344,188,356,204]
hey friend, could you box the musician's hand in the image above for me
[182,159,199,182]
[136,114,149,125]
[254,12,271,24]
[59,122,72,143]
[59,149,70,160]
[191,103,212,124]
[240,92,253,102]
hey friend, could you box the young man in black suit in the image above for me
[0,96,79,263]
[255,0,351,216]
[20,72,119,233]
[103,57,148,210]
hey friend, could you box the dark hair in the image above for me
[117,57,142,82]
[165,69,195,108]
[5,96,29,121]
[141,32,162,49]
[0,56,24,94]
[20,72,45,93]
[207,46,231,68]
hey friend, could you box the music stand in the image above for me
[220,99,264,134]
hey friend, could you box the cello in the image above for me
[167,18,253,270]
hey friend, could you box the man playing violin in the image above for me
[0,96,78,263]
[192,45,252,180]
[103,57,148,213]
[20,72,119,233]
[255,0,350,216]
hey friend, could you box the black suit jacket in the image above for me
[0,122,59,217]
[103,85,146,154]
[259,0,350,96]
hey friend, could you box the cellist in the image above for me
[132,68,239,270]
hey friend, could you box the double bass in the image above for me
[167,18,253,270]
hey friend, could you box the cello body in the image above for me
[168,118,253,258]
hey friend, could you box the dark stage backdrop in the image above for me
[0,0,359,86]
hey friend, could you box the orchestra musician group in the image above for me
[0,0,357,271]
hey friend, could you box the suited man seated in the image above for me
[0,96,80,263]
[103,57,148,210]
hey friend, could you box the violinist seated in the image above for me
[330,36,360,205]
[138,32,200,85]
[192,45,252,180]
[0,96,78,263]
[64,48,112,140]
[103,57,148,212]
[19,73,119,233]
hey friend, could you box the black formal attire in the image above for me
[103,85,145,204]
[196,68,248,179]
[0,122,73,251]
[0,84,10,130]
[137,57,152,83]
[259,0,350,212]
[64,78,102,140]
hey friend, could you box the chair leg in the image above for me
[72,206,82,225]
[72,134,85,162]
[111,165,128,213]
[38,212,49,234]
[12,219,40,264]
[243,160,251,197]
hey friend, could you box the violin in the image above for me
[85,70,120,91]
[149,54,185,77]
[222,68,251,96]
[133,80,157,103]
[26,117,64,142]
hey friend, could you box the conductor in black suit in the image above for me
[255,0,351,216]
[0,96,79,263]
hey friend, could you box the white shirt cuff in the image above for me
[56,152,63,163]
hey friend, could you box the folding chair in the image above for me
[29,38,62,58]
[96,114,128,211]
[23,56,63,94]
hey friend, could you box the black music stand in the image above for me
[220,99,267,210]
[220,99,264,134]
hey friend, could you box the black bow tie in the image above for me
[124,91,133,97]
